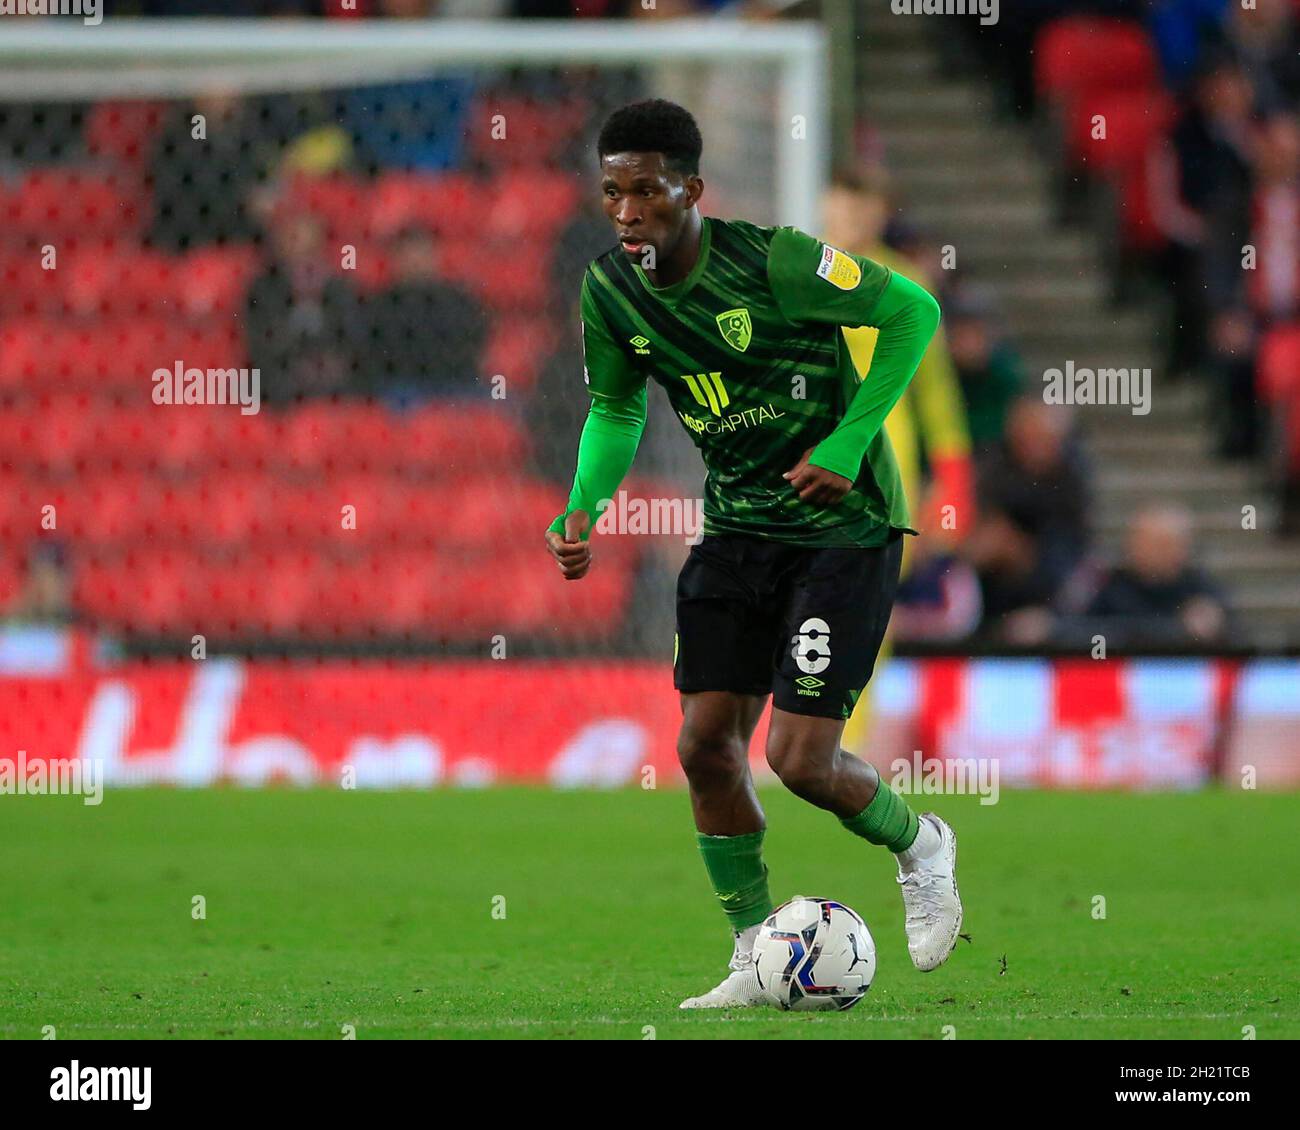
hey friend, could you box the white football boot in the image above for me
[896,813,963,972]
[678,928,768,1010]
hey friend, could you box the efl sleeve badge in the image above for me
[816,244,863,291]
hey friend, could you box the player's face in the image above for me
[599,152,701,263]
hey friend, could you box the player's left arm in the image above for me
[907,315,975,538]
[768,228,941,504]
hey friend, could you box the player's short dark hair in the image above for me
[597,99,703,176]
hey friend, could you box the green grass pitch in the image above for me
[1,786,1295,1039]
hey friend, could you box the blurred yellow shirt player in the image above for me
[821,176,974,755]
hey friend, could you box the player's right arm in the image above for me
[544,273,648,580]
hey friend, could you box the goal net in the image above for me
[0,17,828,663]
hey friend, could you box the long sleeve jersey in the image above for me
[549,217,941,548]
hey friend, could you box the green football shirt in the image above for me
[574,216,935,548]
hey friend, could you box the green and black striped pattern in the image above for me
[581,217,909,548]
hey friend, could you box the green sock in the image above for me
[696,830,774,932]
[840,778,919,853]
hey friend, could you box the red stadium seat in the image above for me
[84,100,166,169]
[398,404,529,476]
[277,479,354,546]
[210,412,284,474]
[238,549,325,637]
[58,471,155,547]
[371,171,489,237]
[452,551,630,636]
[435,478,564,553]
[80,403,214,474]
[0,250,69,318]
[277,401,402,475]
[287,171,373,244]
[23,393,104,473]
[0,552,21,609]
[65,248,178,318]
[1034,17,1159,105]
[200,472,299,548]
[65,246,256,319]
[482,314,556,393]
[84,99,167,166]
[465,238,553,313]
[0,395,101,473]
[467,98,588,170]
[151,407,232,475]
[1258,324,1300,403]
[1,168,143,245]
[177,246,260,317]
[1066,90,1174,174]
[0,317,245,392]
[356,550,452,637]
[485,170,579,239]
[74,549,194,635]
[0,471,42,542]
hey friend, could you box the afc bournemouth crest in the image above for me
[716,307,752,353]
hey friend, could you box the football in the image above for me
[752,896,876,1011]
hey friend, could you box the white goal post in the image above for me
[0,17,829,230]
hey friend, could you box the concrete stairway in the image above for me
[856,8,1298,648]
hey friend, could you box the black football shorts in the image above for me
[672,530,905,720]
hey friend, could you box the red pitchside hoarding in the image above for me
[1,654,1297,788]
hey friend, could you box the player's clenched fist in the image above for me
[544,509,593,580]
[783,447,853,506]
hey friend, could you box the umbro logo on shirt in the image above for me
[629,335,651,355]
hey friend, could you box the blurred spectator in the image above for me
[147,90,276,252]
[4,543,74,627]
[1163,52,1256,378]
[340,76,474,175]
[1146,0,1230,93]
[1244,113,1300,325]
[1204,112,1299,462]
[245,209,363,404]
[1074,504,1231,646]
[338,0,476,173]
[1222,0,1300,112]
[1184,53,1258,301]
[966,398,1092,643]
[891,535,983,643]
[1206,306,1260,459]
[355,224,489,404]
[0,543,123,675]
[946,289,1025,453]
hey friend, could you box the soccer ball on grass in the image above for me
[752,895,875,1011]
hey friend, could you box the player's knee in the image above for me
[766,735,836,804]
[676,725,746,787]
